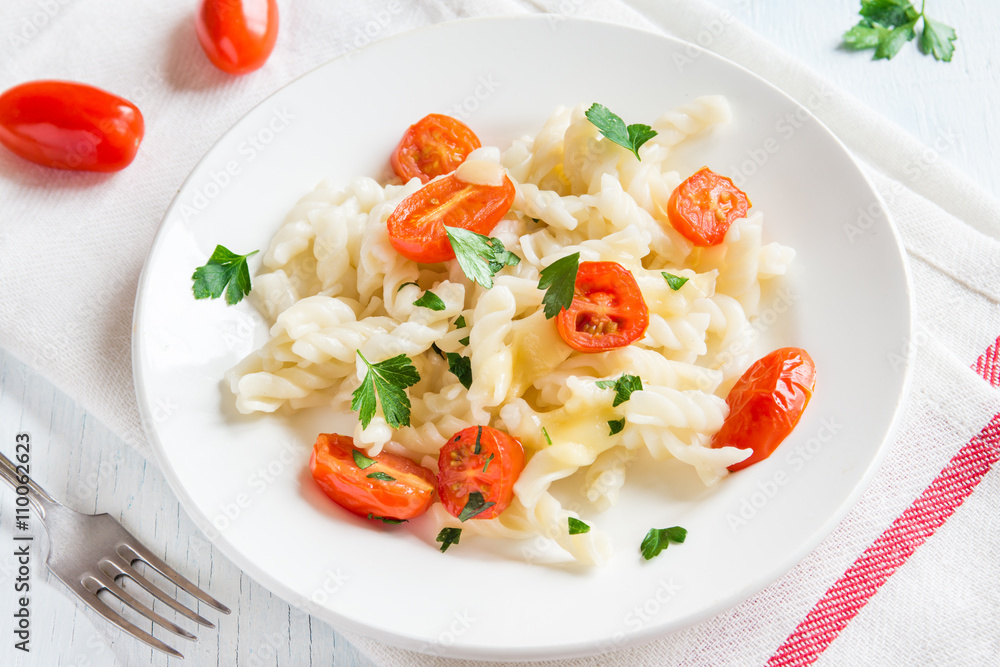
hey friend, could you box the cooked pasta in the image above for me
[227,98,796,565]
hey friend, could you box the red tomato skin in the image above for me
[556,261,649,353]
[391,114,482,184]
[309,433,437,520]
[712,348,817,471]
[437,426,525,521]
[0,81,144,172]
[387,173,516,263]
[667,167,750,246]
[196,0,279,75]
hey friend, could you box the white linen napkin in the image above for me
[1,1,998,666]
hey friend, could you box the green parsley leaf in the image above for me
[542,427,553,445]
[662,272,689,291]
[459,336,470,346]
[568,517,591,535]
[843,23,882,49]
[640,526,687,560]
[473,425,483,454]
[436,527,462,552]
[445,352,472,389]
[482,453,495,473]
[454,315,467,329]
[585,104,658,161]
[608,418,626,436]
[920,15,956,61]
[367,513,406,525]
[366,472,395,482]
[396,281,419,293]
[874,21,917,60]
[538,252,580,319]
[413,290,446,311]
[458,491,495,522]
[596,374,643,407]
[350,351,420,429]
[859,0,919,27]
[191,245,259,305]
[445,226,520,289]
[352,449,376,469]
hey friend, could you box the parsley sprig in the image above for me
[843,0,956,61]
[538,252,580,319]
[585,104,658,160]
[350,351,420,429]
[445,226,520,289]
[191,245,258,305]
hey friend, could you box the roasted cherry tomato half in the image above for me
[437,426,525,521]
[556,261,649,353]
[387,172,515,263]
[711,347,817,471]
[310,433,437,521]
[196,0,279,75]
[0,80,143,172]
[667,167,750,246]
[391,114,482,184]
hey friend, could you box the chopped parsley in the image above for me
[542,427,553,445]
[640,526,687,560]
[454,315,467,328]
[445,226,520,289]
[608,418,626,436]
[458,491,495,522]
[396,281,419,293]
[585,104,658,161]
[662,272,689,291]
[366,472,395,482]
[367,513,406,525]
[445,351,472,389]
[568,517,591,535]
[191,245,258,305]
[352,449,376,469]
[413,290,446,311]
[538,252,580,319]
[350,351,420,429]
[482,453,495,472]
[436,527,462,552]
[596,374,643,407]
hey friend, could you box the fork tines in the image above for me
[67,540,231,659]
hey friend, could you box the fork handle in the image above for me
[0,450,59,519]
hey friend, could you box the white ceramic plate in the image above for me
[133,16,912,661]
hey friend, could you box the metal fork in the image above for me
[0,451,230,658]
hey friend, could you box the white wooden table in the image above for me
[1,2,996,666]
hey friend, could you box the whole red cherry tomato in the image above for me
[667,167,750,246]
[711,347,817,471]
[310,433,437,521]
[391,114,482,184]
[195,0,279,75]
[387,172,515,263]
[0,80,143,172]
[556,261,649,353]
[437,426,525,521]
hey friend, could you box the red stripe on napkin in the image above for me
[973,335,1000,387]
[767,341,1000,667]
